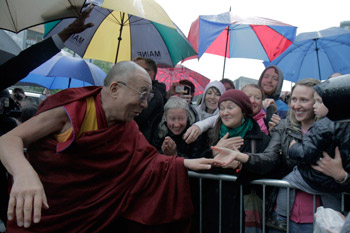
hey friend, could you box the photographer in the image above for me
[11,87,26,109]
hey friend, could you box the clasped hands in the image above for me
[162,136,238,170]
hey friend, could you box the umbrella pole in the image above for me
[115,13,125,64]
[314,39,321,80]
[222,27,230,79]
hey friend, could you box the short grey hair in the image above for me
[164,96,189,114]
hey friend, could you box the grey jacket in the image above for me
[244,118,302,178]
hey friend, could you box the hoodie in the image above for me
[195,80,226,121]
[258,65,289,118]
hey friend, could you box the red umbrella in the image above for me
[156,65,210,96]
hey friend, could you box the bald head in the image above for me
[100,61,152,125]
[104,61,151,86]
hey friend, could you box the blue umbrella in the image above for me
[264,27,350,82]
[19,53,106,89]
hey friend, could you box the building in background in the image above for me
[233,76,258,90]
[340,21,350,31]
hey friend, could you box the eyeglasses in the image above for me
[117,81,154,102]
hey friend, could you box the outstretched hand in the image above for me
[184,158,215,171]
[58,4,94,42]
[183,125,201,144]
[211,146,250,168]
[211,146,238,167]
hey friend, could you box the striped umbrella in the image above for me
[44,5,196,67]
[185,12,297,78]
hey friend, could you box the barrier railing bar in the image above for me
[199,178,203,233]
[189,171,348,233]
[240,185,243,233]
[219,180,222,233]
[262,185,266,233]
[287,187,290,233]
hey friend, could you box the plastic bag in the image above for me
[314,206,345,233]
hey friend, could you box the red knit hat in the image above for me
[218,89,253,116]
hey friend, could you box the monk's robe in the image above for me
[7,87,193,233]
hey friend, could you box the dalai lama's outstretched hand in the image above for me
[184,158,224,171]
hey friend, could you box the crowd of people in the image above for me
[0,5,349,233]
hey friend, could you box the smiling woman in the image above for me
[199,89,271,233]
[151,95,210,159]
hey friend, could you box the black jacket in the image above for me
[289,117,350,193]
[135,80,166,142]
[202,118,271,181]
[244,118,302,179]
[152,119,209,158]
[1,37,60,91]
[199,118,270,233]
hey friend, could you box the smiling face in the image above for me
[114,71,152,122]
[261,67,279,96]
[219,100,244,128]
[165,108,188,135]
[205,87,221,113]
[290,85,315,125]
[242,86,262,115]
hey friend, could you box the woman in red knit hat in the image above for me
[199,89,271,233]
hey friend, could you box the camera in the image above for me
[0,96,21,118]
[14,93,24,101]
[175,85,191,95]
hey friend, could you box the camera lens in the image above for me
[15,93,23,101]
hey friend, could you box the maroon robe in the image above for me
[7,87,193,233]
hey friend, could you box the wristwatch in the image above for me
[335,172,350,185]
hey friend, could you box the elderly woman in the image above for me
[200,89,271,233]
[151,96,209,158]
[151,96,212,233]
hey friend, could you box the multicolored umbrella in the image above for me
[44,5,196,66]
[264,27,350,82]
[19,53,106,89]
[0,0,86,33]
[100,0,175,29]
[185,12,297,78]
[156,65,210,96]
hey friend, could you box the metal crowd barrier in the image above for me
[188,171,349,233]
